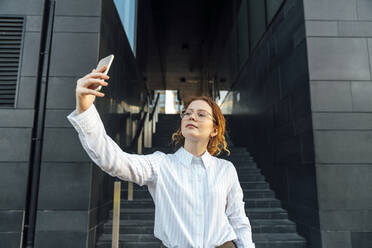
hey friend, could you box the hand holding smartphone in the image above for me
[95,54,114,91]
[75,54,114,114]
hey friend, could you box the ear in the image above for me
[211,128,218,138]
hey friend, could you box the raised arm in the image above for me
[225,164,256,248]
[66,66,162,187]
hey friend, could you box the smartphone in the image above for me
[94,54,114,91]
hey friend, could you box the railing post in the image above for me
[152,101,159,134]
[144,111,151,148]
[128,118,136,201]
[126,117,131,147]
[148,114,152,148]
[137,127,143,155]
[128,181,133,201]
[112,181,121,248]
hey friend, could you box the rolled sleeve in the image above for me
[226,164,255,248]
[66,104,162,187]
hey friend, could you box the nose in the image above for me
[188,112,197,121]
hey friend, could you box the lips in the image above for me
[186,124,197,128]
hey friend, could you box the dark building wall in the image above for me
[0,1,43,247]
[34,0,104,246]
[0,0,149,247]
[36,0,149,246]
[218,0,320,247]
[304,0,372,247]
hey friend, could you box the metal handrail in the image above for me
[112,92,161,248]
[149,93,160,121]
[128,93,160,149]
[128,106,148,149]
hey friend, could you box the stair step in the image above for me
[238,174,265,181]
[97,233,161,244]
[121,188,274,199]
[243,189,275,198]
[97,241,161,248]
[251,219,298,233]
[102,219,297,234]
[241,181,270,189]
[245,198,282,208]
[236,167,261,173]
[121,190,152,199]
[109,207,288,220]
[230,161,257,167]
[99,232,305,243]
[97,233,306,248]
[118,197,281,208]
[246,208,288,220]
[120,199,155,208]
[253,233,306,247]
[120,183,147,191]
[103,223,154,234]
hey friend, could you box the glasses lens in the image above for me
[180,109,215,122]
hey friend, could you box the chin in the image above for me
[183,133,210,143]
[182,131,199,141]
[182,132,197,140]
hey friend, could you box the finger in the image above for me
[80,87,105,97]
[82,78,108,88]
[97,65,107,73]
[87,72,110,80]
[81,66,109,81]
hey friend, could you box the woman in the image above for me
[66,66,255,248]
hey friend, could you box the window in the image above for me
[114,0,138,55]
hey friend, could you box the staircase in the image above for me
[96,114,307,248]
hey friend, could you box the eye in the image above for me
[198,112,207,118]
[183,110,193,117]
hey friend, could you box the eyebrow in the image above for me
[187,108,210,112]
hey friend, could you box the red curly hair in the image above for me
[171,96,230,156]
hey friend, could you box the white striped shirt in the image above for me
[66,103,255,248]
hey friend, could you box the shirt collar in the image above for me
[175,146,214,170]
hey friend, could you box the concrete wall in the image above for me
[304,0,372,247]
[218,0,321,247]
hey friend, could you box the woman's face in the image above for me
[181,100,217,143]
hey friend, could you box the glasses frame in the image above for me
[180,109,216,123]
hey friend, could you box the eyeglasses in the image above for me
[180,109,216,122]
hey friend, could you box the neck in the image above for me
[183,139,208,157]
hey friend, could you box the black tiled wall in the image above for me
[219,0,320,247]
[304,0,372,247]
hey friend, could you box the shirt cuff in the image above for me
[66,104,100,134]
